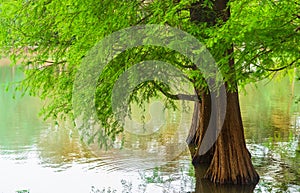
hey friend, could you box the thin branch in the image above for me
[36,60,67,70]
[253,58,299,72]
[152,81,200,102]
[173,60,198,70]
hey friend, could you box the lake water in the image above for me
[0,65,299,193]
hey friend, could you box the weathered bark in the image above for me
[187,0,260,185]
[187,91,214,164]
[188,86,259,184]
[204,88,259,184]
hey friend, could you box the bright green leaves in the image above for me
[220,0,300,86]
[0,0,299,147]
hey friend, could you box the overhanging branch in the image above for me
[253,58,299,72]
[152,81,200,102]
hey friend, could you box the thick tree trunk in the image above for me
[188,86,259,184]
[187,0,259,185]
[187,91,214,164]
[204,89,259,184]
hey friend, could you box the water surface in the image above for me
[0,64,299,193]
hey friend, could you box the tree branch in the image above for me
[253,58,299,72]
[36,60,67,70]
[152,81,200,102]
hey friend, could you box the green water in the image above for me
[0,65,299,193]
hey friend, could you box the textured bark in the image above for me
[204,89,259,184]
[187,0,260,185]
[188,87,259,184]
[187,91,214,164]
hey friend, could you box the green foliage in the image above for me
[296,70,300,104]
[144,167,165,183]
[0,0,299,145]
[15,190,30,193]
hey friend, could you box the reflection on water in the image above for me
[0,66,43,157]
[87,100,193,171]
[0,63,300,193]
[192,165,256,193]
[240,77,300,193]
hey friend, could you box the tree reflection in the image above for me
[240,77,300,144]
[193,165,256,193]
[136,163,257,193]
[38,122,93,165]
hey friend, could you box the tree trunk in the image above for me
[187,0,260,185]
[187,91,214,164]
[204,88,259,184]
[188,86,259,184]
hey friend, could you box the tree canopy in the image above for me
[0,0,299,147]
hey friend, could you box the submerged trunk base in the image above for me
[188,90,260,185]
[204,143,260,184]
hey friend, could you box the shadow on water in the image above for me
[193,165,256,193]
[90,161,258,193]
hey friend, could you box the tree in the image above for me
[0,0,299,185]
